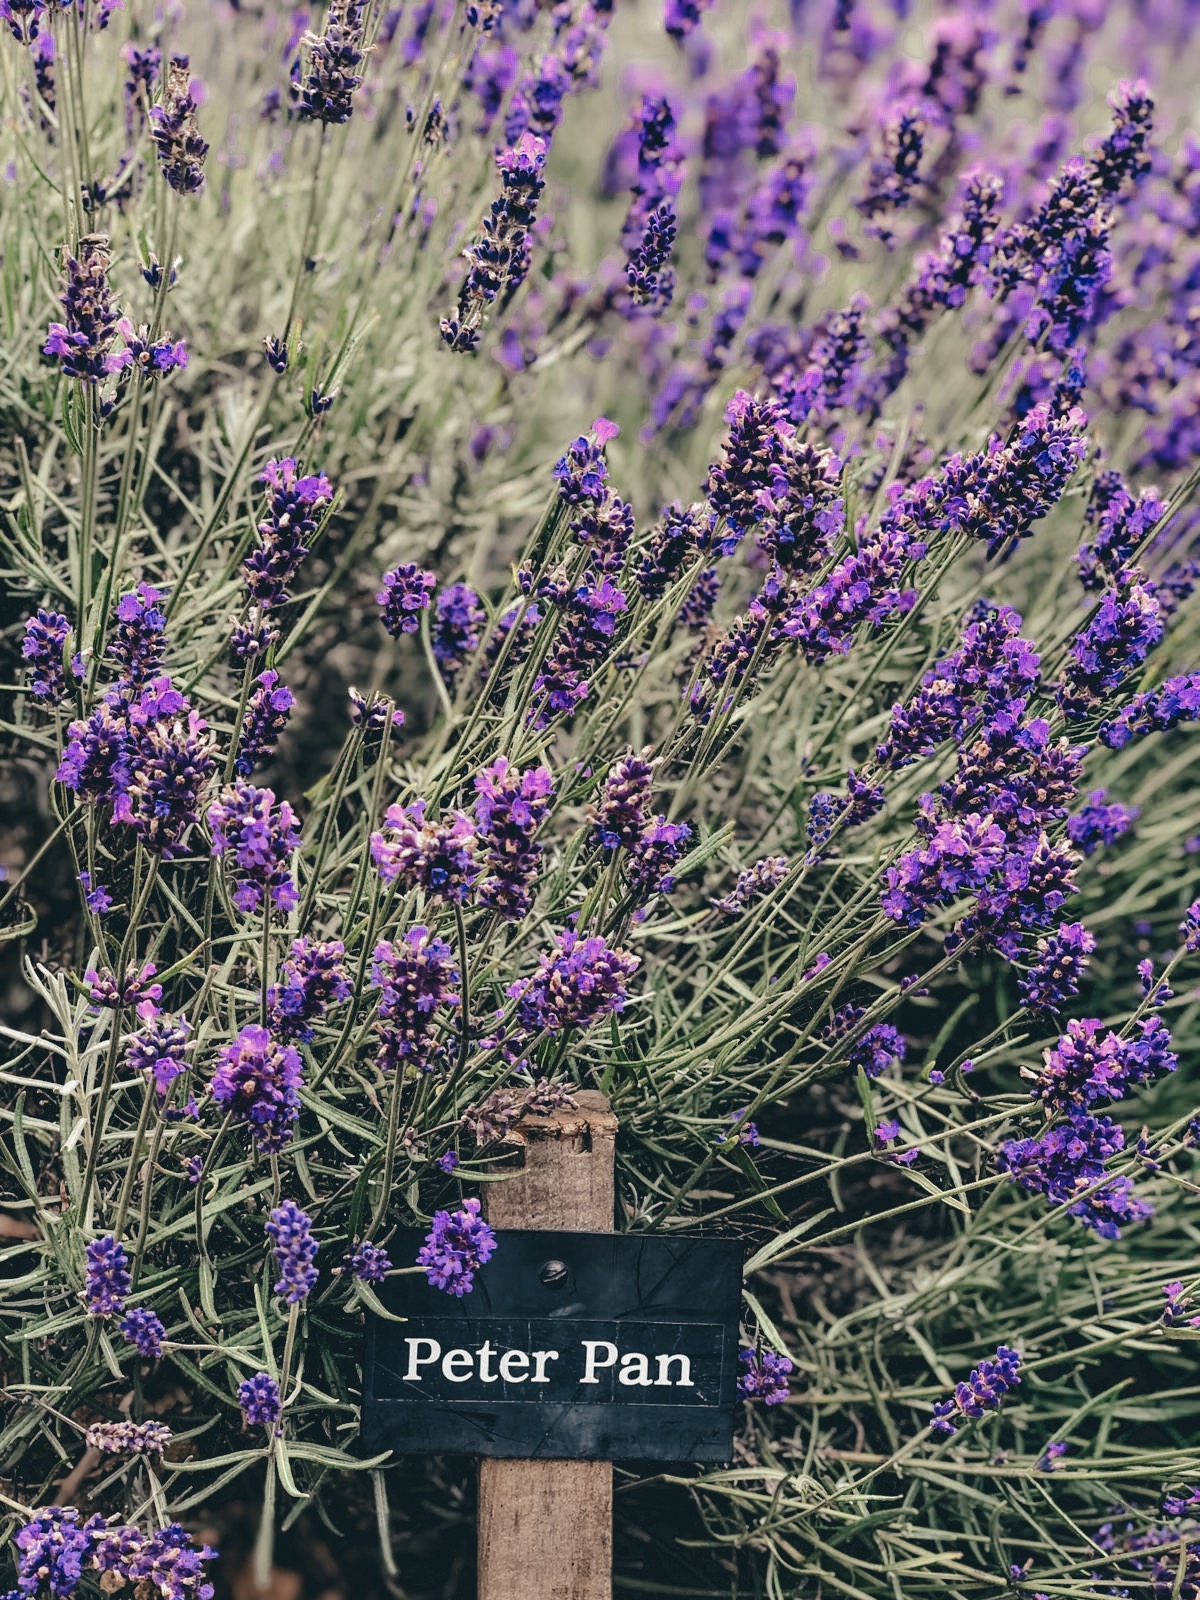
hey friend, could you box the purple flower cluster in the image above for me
[43,235,123,385]
[294,0,366,124]
[377,562,436,637]
[110,318,188,381]
[441,133,547,353]
[473,756,555,920]
[1017,923,1095,1014]
[85,961,162,1012]
[930,1345,1022,1434]
[1067,790,1138,855]
[267,938,351,1041]
[109,583,168,686]
[84,1235,131,1318]
[858,97,939,241]
[22,609,79,706]
[1028,1016,1178,1112]
[266,1200,319,1304]
[125,1011,194,1099]
[342,1240,391,1283]
[207,781,301,914]
[997,1113,1150,1238]
[432,584,486,681]
[508,927,639,1035]
[121,1306,165,1358]
[86,1420,173,1457]
[236,671,294,777]
[149,56,209,195]
[711,854,789,917]
[211,1024,303,1152]
[877,603,1041,769]
[238,1371,282,1428]
[1058,578,1164,719]
[846,1022,906,1080]
[370,927,461,1072]
[370,798,478,902]
[417,1197,497,1296]
[591,753,691,894]
[1078,474,1165,590]
[530,573,628,725]
[736,1347,793,1405]
[553,417,618,503]
[243,457,333,612]
[1100,673,1200,749]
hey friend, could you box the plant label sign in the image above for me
[362,1230,744,1461]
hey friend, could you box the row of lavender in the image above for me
[2,0,1199,1595]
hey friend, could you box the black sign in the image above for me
[362,1230,743,1462]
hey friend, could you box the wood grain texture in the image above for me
[477,1089,617,1600]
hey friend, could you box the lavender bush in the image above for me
[2,0,1200,1595]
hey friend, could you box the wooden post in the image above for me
[478,1089,618,1600]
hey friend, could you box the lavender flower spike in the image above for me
[150,56,209,195]
[930,1346,1022,1434]
[266,1199,319,1304]
[417,1197,497,1296]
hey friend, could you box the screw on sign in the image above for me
[361,1092,744,1599]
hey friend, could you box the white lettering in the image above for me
[402,1337,441,1381]
[477,1340,499,1383]
[655,1353,693,1387]
[442,1348,475,1382]
[618,1351,653,1387]
[499,1348,530,1383]
[580,1340,619,1384]
[530,1350,559,1383]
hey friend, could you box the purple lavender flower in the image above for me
[1029,1016,1178,1112]
[110,318,188,380]
[113,679,215,854]
[342,1240,391,1283]
[531,575,628,725]
[211,1024,303,1152]
[847,1023,906,1080]
[997,1112,1151,1238]
[370,927,461,1072]
[664,0,712,40]
[13,1508,107,1597]
[1077,475,1165,591]
[149,56,209,194]
[592,752,655,850]
[43,234,123,385]
[857,98,940,242]
[377,562,436,637]
[1067,790,1138,855]
[84,1236,131,1318]
[1181,900,1200,954]
[108,584,168,686]
[235,671,294,778]
[417,1197,497,1296]
[79,872,113,914]
[882,807,1007,928]
[1163,1483,1200,1513]
[715,1109,760,1148]
[120,1306,165,1358]
[553,418,618,504]
[123,42,161,135]
[86,1420,173,1457]
[266,1199,318,1304]
[125,1011,193,1099]
[628,817,691,895]
[22,609,78,706]
[119,1524,217,1599]
[267,938,351,1041]
[207,781,301,914]
[569,488,635,576]
[1100,673,1200,749]
[736,1347,793,1405]
[238,1371,282,1428]
[295,0,366,124]
[1090,80,1154,196]
[431,585,486,682]
[348,687,406,735]
[1018,923,1096,1014]
[370,799,478,902]
[508,927,639,1035]
[930,1346,1021,1434]
[473,756,555,921]
[1058,579,1164,719]
[711,855,789,916]
[626,201,677,311]
[86,962,162,1011]
[441,133,547,352]
[877,603,1041,769]
[243,457,333,611]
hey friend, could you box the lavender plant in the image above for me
[2,0,1200,1596]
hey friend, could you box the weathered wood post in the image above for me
[477,1089,619,1600]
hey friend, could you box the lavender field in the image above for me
[1,0,1199,1595]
